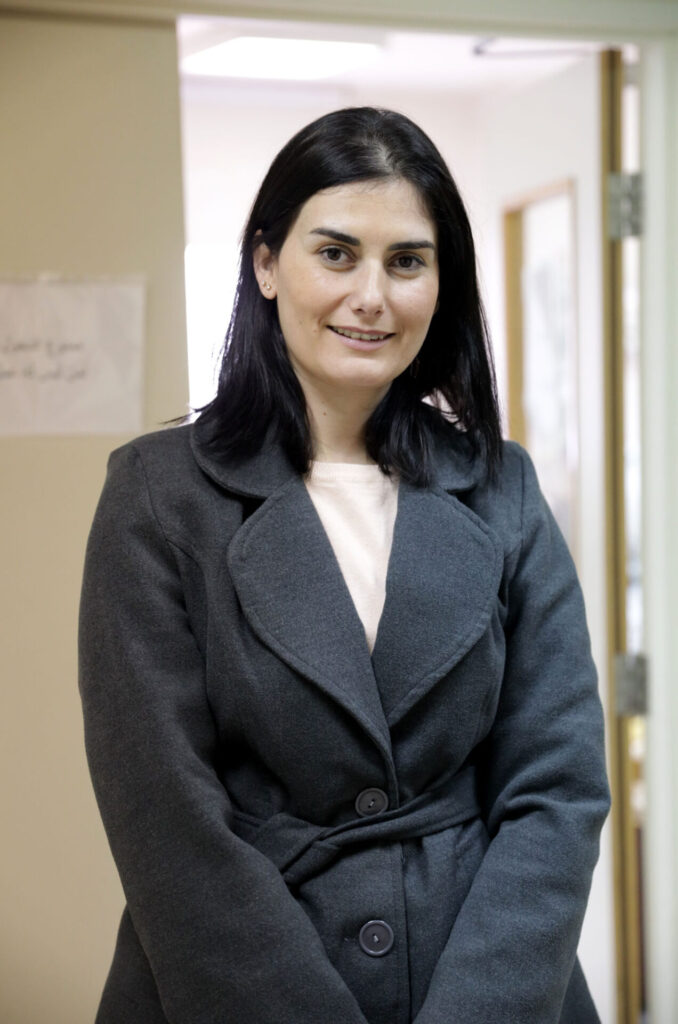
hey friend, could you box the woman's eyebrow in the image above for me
[387,239,436,252]
[310,227,360,245]
[310,227,435,251]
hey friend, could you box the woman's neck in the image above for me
[311,419,369,464]
[300,378,385,464]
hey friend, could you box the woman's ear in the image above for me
[252,234,278,300]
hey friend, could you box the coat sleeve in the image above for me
[79,444,369,1024]
[413,446,611,1024]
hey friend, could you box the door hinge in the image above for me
[614,652,648,715]
[607,172,643,239]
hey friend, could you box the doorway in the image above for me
[177,20,639,1022]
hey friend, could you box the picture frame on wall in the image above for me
[504,182,579,560]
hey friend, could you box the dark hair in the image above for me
[197,106,501,485]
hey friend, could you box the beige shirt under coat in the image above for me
[305,462,400,653]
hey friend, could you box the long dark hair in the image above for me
[196,107,501,485]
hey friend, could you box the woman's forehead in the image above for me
[295,178,436,237]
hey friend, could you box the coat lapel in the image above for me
[226,473,392,758]
[371,479,504,725]
[191,420,503,745]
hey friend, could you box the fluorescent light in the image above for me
[474,36,601,59]
[182,36,380,80]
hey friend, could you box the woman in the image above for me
[79,107,610,1024]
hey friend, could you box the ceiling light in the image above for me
[474,36,601,59]
[182,36,380,80]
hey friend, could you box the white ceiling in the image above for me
[177,16,608,97]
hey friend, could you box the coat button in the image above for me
[359,920,394,957]
[354,788,389,817]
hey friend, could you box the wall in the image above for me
[0,13,187,1023]
[181,55,615,1021]
[640,37,678,1022]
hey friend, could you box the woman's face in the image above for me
[254,177,439,408]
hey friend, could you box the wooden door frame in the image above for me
[600,48,644,1024]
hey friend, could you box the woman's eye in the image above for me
[393,254,423,271]
[321,246,349,264]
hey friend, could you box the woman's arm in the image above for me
[79,443,368,1024]
[413,446,610,1023]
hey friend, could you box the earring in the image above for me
[263,282,272,292]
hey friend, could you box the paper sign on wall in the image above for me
[0,277,145,435]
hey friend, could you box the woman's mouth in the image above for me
[328,326,394,351]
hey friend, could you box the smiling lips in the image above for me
[328,325,394,350]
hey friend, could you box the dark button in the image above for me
[359,920,394,957]
[354,788,389,817]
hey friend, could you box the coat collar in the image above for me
[190,416,486,497]
[192,418,502,758]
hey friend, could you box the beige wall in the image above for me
[0,13,187,1022]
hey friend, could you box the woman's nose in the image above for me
[348,262,386,316]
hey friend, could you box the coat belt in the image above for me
[232,764,481,889]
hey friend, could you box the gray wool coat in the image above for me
[79,420,610,1024]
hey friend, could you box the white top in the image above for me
[305,462,400,653]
